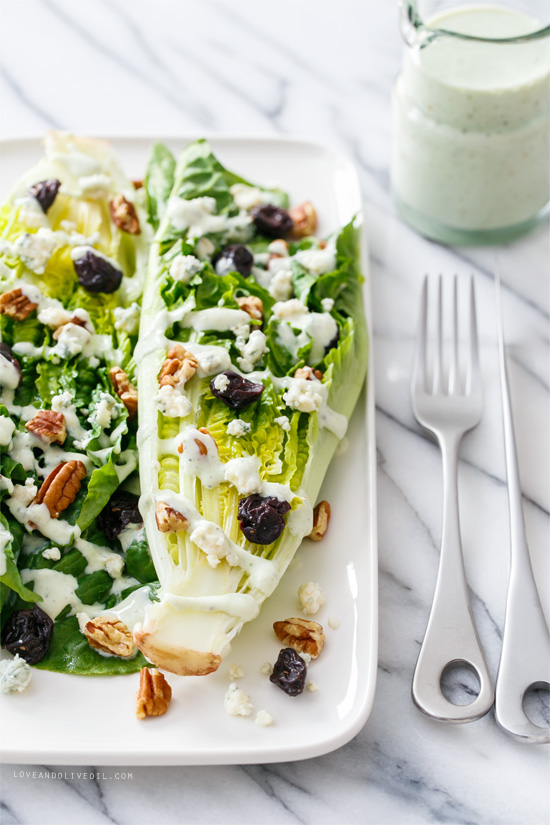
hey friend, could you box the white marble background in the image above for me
[0,1,549,823]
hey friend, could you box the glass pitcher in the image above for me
[391,0,550,245]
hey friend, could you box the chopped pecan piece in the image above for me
[52,315,89,339]
[109,366,138,419]
[25,410,66,445]
[34,460,87,518]
[84,616,135,658]
[194,426,217,456]
[155,501,189,533]
[236,295,263,321]
[309,500,331,541]
[289,201,317,238]
[273,617,326,659]
[132,179,143,190]
[158,344,198,388]
[195,439,208,456]
[293,366,323,381]
[110,194,141,235]
[136,667,172,719]
[0,288,38,320]
[268,239,289,260]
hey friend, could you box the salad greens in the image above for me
[0,133,155,674]
[134,138,368,676]
[1,134,368,681]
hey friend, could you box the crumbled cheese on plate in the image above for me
[224,683,253,717]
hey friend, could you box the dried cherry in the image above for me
[210,371,264,411]
[269,648,307,696]
[0,343,21,388]
[250,204,293,238]
[213,244,253,279]
[1,604,54,664]
[238,494,291,545]
[28,178,61,212]
[73,250,123,294]
[97,490,142,542]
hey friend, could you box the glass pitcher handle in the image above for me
[399,0,439,48]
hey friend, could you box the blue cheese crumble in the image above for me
[224,682,253,716]
[0,655,32,694]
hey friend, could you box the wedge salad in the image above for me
[0,134,368,695]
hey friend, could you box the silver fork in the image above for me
[410,275,494,723]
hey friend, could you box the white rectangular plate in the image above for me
[0,135,378,765]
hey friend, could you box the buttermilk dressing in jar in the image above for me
[391,4,550,244]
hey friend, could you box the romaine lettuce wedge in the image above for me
[135,140,368,675]
[0,134,156,674]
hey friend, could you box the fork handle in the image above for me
[412,434,495,722]
[494,280,550,744]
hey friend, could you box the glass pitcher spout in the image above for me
[400,0,550,47]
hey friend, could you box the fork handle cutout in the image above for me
[412,435,494,723]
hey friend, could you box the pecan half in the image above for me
[309,500,331,541]
[34,460,87,518]
[109,366,138,419]
[84,616,135,658]
[236,295,263,321]
[293,366,323,381]
[25,410,66,445]
[289,201,317,238]
[136,667,172,719]
[158,344,198,388]
[155,501,189,533]
[0,288,38,321]
[110,194,140,235]
[273,617,326,659]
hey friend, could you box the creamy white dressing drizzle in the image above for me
[13,332,121,365]
[180,308,250,333]
[176,427,298,506]
[0,355,20,390]
[0,521,13,575]
[118,523,145,552]
[101,584,153,632]
[5,479,80,545]
[19,568,98,620]
[272,299,338,366]
[0,415,16,446]
[274,375,347,439]
[157,489,279,595]
[74,537,124,577]
[164,591,259,622]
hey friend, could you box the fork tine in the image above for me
[432,275,443,394]
[466,276,481,394]
[448,275,459,395]
[412,275,428,395]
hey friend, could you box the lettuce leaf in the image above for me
[0,513,41,612]
[77,451,137,531]
[125,537,157,583]
[32,615,148,675]
[135,141,368,676]
[170,138,289,214]
[145,142,176,231]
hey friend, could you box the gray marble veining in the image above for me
[0,1,548,823]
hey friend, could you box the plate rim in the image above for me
[0,133,378,765]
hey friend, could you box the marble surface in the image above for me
[0,1,549,823]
